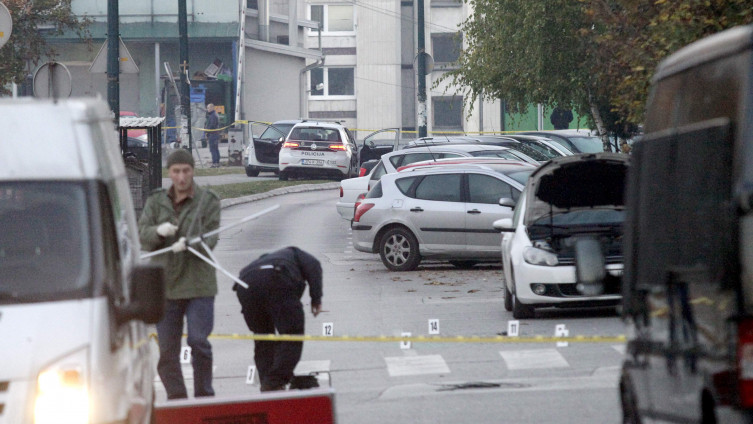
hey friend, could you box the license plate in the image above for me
[301,159,324,166]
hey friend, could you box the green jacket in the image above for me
[138,184,221,299]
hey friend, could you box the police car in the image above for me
[278,121,359,180]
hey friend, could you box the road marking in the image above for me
[500,349,569,370]
[385,354,450,377]
[612,344,626,355]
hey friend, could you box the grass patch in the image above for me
[210,180,332,200]
[162,166,245,178]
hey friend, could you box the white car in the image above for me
[278,121,359,180]
[352,162,536,271]
[335,144,538,220]
[494,153,629,318]
[244,119,300,176]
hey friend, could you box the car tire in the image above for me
[620,375,642,424]
[379,227,421,271]
[278,171,289,181]
[245,168,260,177]
[504,284,513,312]
[512,291,535,319]
[449,260,477,269]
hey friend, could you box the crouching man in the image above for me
[235,246,323,392]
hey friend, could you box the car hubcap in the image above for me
[385,234,410,266]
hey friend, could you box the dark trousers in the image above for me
[156,297,215,399]
[209,139,220,164]
[235,270,305,389]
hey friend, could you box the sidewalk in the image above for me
[161,143,340,210]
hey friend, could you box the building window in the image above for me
[431,32,462,63]
[433,96,463,130]
[309,4,354,33]
[310,67,355,98]
[247,0,257,9]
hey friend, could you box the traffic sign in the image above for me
[33,62,72,99]
[0,2,12,49]
[89,37,139,73]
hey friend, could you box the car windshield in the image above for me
[259,123,295,140]
[522,141,562,158]
[0,182,91,304]
[507,170,534,185]
[470,150,525,160]
[569,136,604,153]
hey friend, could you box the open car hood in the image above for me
[524,153,630,226]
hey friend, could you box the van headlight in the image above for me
[34,349,90,424]
[523,247,559,266]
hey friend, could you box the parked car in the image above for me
[502,134,574,159]
[520,130,605,153]
[278,120,359,180]
[405,135,553,163]
[352,162,536,271]
[244,119,301,177]
[124,136,149,162]
[336,144,537,220]
[494,153,629,318]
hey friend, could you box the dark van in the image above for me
[577,25,753,423]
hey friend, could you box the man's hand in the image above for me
[171,237,187,253]
[311,303,322,317]
[157,222,179,237]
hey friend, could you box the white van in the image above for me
[0,98,164,423]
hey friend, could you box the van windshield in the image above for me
[0,182,91,304]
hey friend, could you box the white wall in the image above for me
[72,0,238,23]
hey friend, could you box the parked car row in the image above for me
[334,130,629,318]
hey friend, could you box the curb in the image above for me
[219,182,341,209]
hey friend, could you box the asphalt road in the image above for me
[151,187,627,423]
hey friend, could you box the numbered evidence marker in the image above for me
[555,324,569,347]
[428,319,440,335]
[323,322,334,337]
[246,365,257,385]
[180,346,192,364]
[400,332,412,350]
[507,320,520,337]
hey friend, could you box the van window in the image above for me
[0,182,91,304]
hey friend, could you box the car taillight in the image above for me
[282,141,299,149]
[359,167,368,177]
[739,319,753,407]
[354,193,366,211]
[329,143,346,151]
[339,186,344,198]
[353,202,374,222]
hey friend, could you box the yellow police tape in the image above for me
[148,332,627,344]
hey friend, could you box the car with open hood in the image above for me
[494,153,629,318]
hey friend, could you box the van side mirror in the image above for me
[574,237,606,295]
[499,198,516,208]
[116,264,165,326]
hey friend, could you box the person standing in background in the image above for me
[206,103,221,168]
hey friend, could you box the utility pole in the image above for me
[178,0,192,149]
[416,0,427,138]
[107,0,119,118]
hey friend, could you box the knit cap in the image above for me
[166,148,195,169]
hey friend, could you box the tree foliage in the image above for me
[0,0,90,94]
[440,0,753,136]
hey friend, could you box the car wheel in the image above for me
[449,260,477,269]
[379,227,421,271]
[504,284,513,312]
[512,291,535,319]
[245,168,260,177]
[620,375,642,424]
[278,171,289,181]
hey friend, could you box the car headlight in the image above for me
[523,247,559,266]
[35,349,90,424]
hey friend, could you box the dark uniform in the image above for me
[235,246,323,391]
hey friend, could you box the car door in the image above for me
[358,128,401,164]
[402,173,466,253]
[464,172,518,256]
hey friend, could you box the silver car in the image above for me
[352,163,535,271]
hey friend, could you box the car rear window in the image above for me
[365,181,383,198]
[289,127,341,142]
[395,176,418,195]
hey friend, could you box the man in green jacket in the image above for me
[138,148,221,399]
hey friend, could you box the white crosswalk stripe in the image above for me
[499,349,570,370]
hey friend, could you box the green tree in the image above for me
[440,0,753,146]
[0,0,90,95]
